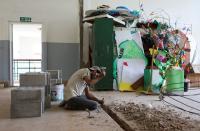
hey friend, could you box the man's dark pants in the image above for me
[59,95,97,110]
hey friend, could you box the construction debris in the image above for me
[0,81,9,88]
[109,102,200,131]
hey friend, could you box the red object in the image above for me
[123,62,128,66]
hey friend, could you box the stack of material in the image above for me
[20,72,51,109]
[187,73,200,87]
[0,81,9,88]
[47,70,62,85]
[47,70,64,101]
[20,72,49,86]
[11,87,44,118]
[84,5,140,26]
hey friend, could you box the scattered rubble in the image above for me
[109,103,200,131]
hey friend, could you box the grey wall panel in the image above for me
[47,43,80,81]
[0,40,10,81]
[42,42,48,71]
[0,41,80,82]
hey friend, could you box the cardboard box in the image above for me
[187,73,200,87]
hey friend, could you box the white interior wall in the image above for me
[84,0,200,64]
[0,0,80,43]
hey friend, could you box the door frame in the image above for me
[9,22,43,86]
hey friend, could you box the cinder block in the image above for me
[11,87,44,118]
[11,102,43,118]
[45,85,51,96]
[45,94,51,109]
[12,87,44,102]
[19,72,51,109]
[17,87,48,110]
[20,72,50,87]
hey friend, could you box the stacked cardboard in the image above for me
[187,73,200,87]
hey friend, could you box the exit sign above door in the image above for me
[20,17,32,22]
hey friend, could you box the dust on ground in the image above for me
[109,102,200,131]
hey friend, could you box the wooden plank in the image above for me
[83,14,125,26]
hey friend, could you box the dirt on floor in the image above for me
[109,102,200,131]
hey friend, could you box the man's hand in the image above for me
[98,69,106,77]
[101,69,106,76]
[98,98,104,105]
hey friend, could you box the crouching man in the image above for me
[59,66,106,110]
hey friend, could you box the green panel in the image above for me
[166,69,184,93]
[92,18,114,90]
[144,69,163,94]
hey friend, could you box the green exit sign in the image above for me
[20,17,32,22]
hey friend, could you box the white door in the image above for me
[11,23,42,86]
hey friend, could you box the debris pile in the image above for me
[110,103,200,131]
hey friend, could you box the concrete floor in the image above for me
[93,89,200,120]
[93,90,200,131]
[0,88,123,131]
[1,87,200,131]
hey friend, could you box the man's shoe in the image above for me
[59,100,67,107]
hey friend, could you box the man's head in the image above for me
[89,66,100,75]
[89,66,104,79]
[90,66,101,72]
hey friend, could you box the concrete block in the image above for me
[45,85,51,96]
[17,86,51,112]
[12,87,44,103]
[45,95,51,109]
[11,87,44,118]
[20,72,50,87]
[19,72,51,109]
[11,102,43,118]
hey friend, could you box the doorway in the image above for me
[11,23,42,86]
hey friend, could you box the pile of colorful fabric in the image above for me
[85,5,141,25]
